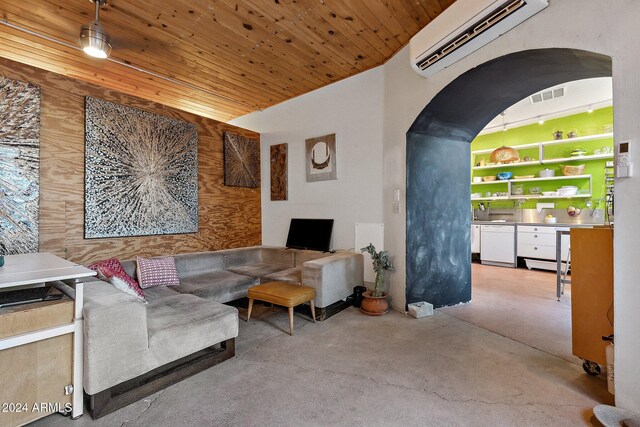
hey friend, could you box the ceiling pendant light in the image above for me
[79,0,111,59]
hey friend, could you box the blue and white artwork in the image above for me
[0,76,40,255]
[84,97,199,238]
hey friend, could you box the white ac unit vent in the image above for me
[410,0,549,77]
[530,87,565,104]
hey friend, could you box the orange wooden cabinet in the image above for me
[570,227,614,366]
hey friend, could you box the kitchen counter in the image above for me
[472,220,516,225]
[472,220,601,227]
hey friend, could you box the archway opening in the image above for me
[406,48,612,308]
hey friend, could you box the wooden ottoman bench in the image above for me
[246,281,316,335]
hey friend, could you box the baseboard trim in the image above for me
[86,338,235,419]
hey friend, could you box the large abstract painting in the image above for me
[0,76,40,255]
[84,97,198,238]
[306,134,337,182]
[223,132,259,188]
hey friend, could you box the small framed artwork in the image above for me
[270,143,288,201]
[223,132,260,188]
[306,133,337,182]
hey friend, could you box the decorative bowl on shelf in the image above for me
[496,172,513,180]
[482,176,497,182]
[490,146,520,164]
[562,164,585,176]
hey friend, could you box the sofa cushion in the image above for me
[136,256,180,289]
[263,267,302,284]
[173,252,225,278]
[146,294,238,363]
[220,247,261,268]
[143,285,182,302]
[220,246,295,269]
[294,250,328,267]
[173,271,255,302]
[227,263,291,280]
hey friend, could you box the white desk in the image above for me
[0,252,96,420]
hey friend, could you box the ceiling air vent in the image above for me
[530,87,565,104]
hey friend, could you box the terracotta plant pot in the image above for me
[360,290,389,316]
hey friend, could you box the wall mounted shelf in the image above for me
[472,132,614,170]
[471,174,592,185]
[472,194,591,201]
[471,175,592,201]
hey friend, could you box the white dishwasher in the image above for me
[480,224,516,267]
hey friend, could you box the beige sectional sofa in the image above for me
[83,246,363,418]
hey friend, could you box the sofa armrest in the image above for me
[83,281,149,394]
[302,253,363,308]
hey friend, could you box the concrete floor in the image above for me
[34,265,613,426]
[441,263,576,364]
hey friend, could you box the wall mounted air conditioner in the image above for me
[410,0,549,77]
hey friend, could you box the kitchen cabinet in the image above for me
[570,227,613,367]
[517,225,570,264]
[480,225,515,267]
[471,224,481,253]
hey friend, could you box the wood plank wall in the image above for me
[0,58,261,265]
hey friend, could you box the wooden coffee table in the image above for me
[246,281,316,335]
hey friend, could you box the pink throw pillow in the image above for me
[100,266,146,302]
[136,256,180,289]
[88,258,145,301]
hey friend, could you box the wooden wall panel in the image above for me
[0,58,261,265]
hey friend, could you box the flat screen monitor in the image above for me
[285,218,334,252]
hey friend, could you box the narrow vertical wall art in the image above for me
[0,76,40,255]
[223,132,260,188]
[84,97,199,238]
[305,134,337,182]
[270,143,288,201]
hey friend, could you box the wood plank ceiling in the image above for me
[0,0,455,122]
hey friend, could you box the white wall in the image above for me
[230,67,384,251]
[233,0,640,412]
[382,0,640,412]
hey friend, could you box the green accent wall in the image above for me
[471,107,613,209]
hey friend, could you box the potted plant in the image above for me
[360,243,394,315]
